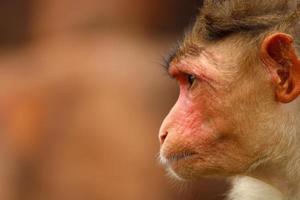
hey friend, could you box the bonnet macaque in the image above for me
[159,0,300,199]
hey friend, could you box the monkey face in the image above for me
[159,78,251,178]
[158,41,281,180]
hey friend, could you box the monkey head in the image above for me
[159,0,300,180]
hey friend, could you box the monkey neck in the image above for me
[229,156,300,200]
[251,162,300,198]
[231,124,300,200]
[233,149,300,200]
[246,104,300,199]
[230,172,300,200]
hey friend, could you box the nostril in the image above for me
[160,131,168,145]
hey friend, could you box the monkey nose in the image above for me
[159,131,168,145]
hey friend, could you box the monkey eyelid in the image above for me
[170,63,211,82]
[169,67,212,89]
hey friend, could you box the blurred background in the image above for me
[0,0,228,199]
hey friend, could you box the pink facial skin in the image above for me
[160,61,218,145]
[158,52,241,179]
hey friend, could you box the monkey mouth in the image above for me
[162,150,198,165]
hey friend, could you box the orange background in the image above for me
[0,1,228,199]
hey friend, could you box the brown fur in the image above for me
[168,0,300,64]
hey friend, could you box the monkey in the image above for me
[158,0,300,199]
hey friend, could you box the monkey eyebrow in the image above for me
[163,52,218,80]
[162,44,208,74]
[162,45,180,73]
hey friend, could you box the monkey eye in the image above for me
[186,74,197,89]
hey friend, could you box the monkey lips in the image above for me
[160,150,198,165]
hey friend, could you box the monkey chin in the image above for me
[165,162,233,181]
[160,153,218,181]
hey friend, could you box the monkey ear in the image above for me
[260,32,300,103]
